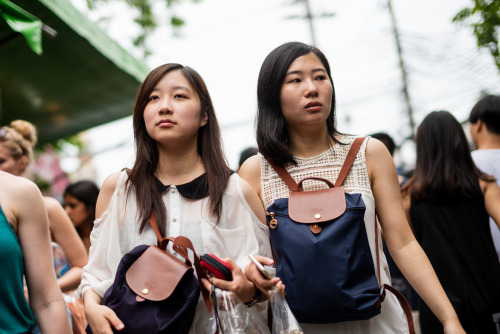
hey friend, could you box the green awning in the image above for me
[0,0,150,143]
[0,0,43,54]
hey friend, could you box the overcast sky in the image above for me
[68,0,500,185]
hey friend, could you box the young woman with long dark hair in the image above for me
[402,111,500,333]
[80,63,271,333]
[239,42,465,333]
[64,180,100,253]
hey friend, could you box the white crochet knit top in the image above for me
[259,135,372,209]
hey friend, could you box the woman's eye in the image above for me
[174,94,187,99]
[148,95,159,102]
[288,78,301,83]
[315,75,327,80]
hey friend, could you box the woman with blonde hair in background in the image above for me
[0,120,88,331]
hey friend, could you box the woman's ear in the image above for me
[200,110,208,127]
[18,155,28,174]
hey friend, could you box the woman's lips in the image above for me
[305,101,322,112]
[158,119,175,127]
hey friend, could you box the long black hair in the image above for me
[256,42,342,166]
[407,111,494,202]
[127,63,231,235]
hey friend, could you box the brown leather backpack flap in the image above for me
[126,245,192,301]
[289,186,346,223]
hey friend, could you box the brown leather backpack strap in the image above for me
[148,210,163,246]
[265,158,299,192]
[173,236,213,312]
[334,137,365,188]
[383,284,416,334]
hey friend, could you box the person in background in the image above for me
[64,180,100,253]
[80,63,272,333]
[239,41,465,333]
[237,146,258,171]
[402,111,500,333]
[469,94,500,261]
[0,120,88,293]
[0,169,71,333]
[369,132,407,186]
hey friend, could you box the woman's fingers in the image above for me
[105,309,125,332]
[253,255,274,266]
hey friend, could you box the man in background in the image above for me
[469,94,500,261]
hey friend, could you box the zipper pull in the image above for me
[269,212,278,229]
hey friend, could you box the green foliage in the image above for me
[86,0,201,56]
[453,0,500,71]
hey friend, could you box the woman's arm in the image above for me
[238,155,262,200]
[366,138,464,334]
[81,172,124,333]
[44,196,88,292]
[238,156,283,295]
[481,179,500,230]
[14,178,72,333]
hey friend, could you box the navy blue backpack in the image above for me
[86,213,212,334]
[266,138,414,331]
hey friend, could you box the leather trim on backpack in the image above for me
[126,245,193,302]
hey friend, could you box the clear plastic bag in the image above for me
[269,287,303,334]
[206,287,270,334]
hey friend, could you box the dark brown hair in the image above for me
[405,111,494,202]
[256,42,342,166]
[127,63,231,235]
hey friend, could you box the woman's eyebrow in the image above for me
[285,68,326,76]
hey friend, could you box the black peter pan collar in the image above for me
[154,173,209,199]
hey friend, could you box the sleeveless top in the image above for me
[259,135,409,334]
[80,172,272,334]
[410,189,500,333]
[0,206,35,333]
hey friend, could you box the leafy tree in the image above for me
[86,0,201,56]
[453,0,500,71]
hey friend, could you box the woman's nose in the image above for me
[305,80,319,97]
[159,99,173,114]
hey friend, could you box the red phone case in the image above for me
[200,254,233,281]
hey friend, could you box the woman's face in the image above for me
[143,70,207,146]
[64,193,90,228]
[0,142,25,176]
[279,52,333,131]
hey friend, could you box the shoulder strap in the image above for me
[334,137,364,187]
[265,159,299,192]
[265,137,365,190]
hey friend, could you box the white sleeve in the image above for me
[78,172,132,298]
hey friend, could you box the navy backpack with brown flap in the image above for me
[265,137,415,333]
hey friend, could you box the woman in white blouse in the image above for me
[80,63,272,333]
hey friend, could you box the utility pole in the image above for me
[286,0,334,47]
[387,0,416,139]
[303,0,317,46]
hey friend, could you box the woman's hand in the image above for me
[84,289,124,333]
[245,255,284,298]
[201,258,258,303]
